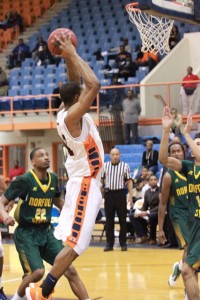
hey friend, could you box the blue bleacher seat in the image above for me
[136,70,147,82]
[115,144,145,153]
[0,100,10,111]
[45,83,57,94]
[13,99,22,110]
[104,154,110,162]
[22,98,34,110]
[34,66,45,75]
[34,98,48,110]
[21,77,32,87]
[8,89,19,97]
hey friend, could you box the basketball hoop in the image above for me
[126,2,174,55]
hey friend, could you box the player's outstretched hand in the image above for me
[162,106,172,130]
[54,32,76,58]
[183,113,192,136]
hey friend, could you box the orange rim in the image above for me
[126,2,141,12]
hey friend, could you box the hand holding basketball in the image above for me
[47,28,78,57]
[56,33,76,58]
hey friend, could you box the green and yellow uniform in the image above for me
[168,169,189,249]
[181,160,200,268]
[4,170,63,274]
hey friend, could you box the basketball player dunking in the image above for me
[26,33,104,300]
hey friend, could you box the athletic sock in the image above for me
[40,274,58,298]
[11,292,25,300]
[179,260,183,271]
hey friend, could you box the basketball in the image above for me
[47,28,78,56]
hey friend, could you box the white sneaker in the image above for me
[168,262,181,287]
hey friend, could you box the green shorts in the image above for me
[185,219,200,269]
[170,207,189,249]
[14,224,64,274]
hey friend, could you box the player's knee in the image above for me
[32,268,45,281]
[64,265,78,280]
[182,263,194,279]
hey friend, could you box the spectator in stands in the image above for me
[8,38,30,69]
[105,38,132,65]
[142,140,159,174]
[0,67,8,96]
[129,174,160,244]
[92,49,104,61]
[170,107,182,138]
[169,25,181,50]
[52,81,63,115]
[0,11,23,32]
[133,166,149,186]
[118,56,138,80]
[133,179,144,202]
[9,160,25,181]
[180,66,199,115]
[101,148,133,252]
[115,45,131,69]
[32,36,53,66]
[135,47,158,71]
[122,89,141,144]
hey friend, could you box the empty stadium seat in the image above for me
[22,98,34,110]
[0,100,10,111]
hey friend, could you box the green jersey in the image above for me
[168,169,188,209]
[4,170,60,226]
[181,160,200,222]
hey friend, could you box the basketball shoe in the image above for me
[168,262,181,287]
[26,285,53,300]
[0,287,7,300]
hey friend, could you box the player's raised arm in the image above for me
[58,35,100,121]
[159,107,182,171]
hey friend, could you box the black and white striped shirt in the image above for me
[102,161,131,190]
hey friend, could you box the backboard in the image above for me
[137,0,200,24]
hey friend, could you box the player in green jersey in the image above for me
[0,148,89,300]
[158,141,189,287]
[159,106,200,300]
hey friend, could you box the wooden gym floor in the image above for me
[3,240,187,300]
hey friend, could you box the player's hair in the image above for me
[30,147,43,160]
[168,142,185,158]
[194,132,200,139]
[60,81,82,106]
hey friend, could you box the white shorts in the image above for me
[54,177,102,255]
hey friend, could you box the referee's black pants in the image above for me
[104,189,127,247]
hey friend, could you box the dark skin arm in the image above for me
[159,107,182,171]
[158,172,171,244]
[53,197,64,211]
[57,34,100,138]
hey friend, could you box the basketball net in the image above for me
[126,2,174,55]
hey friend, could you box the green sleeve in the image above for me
[4,176,29,201]
[180,160,194,176]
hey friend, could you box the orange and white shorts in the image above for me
[54,176,102,255]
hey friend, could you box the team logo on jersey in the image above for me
[50,187,55,190]
[188,171,193,175]
[32,187,37,191]
[175,178,179,183]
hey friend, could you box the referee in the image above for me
[101,148,133,251]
